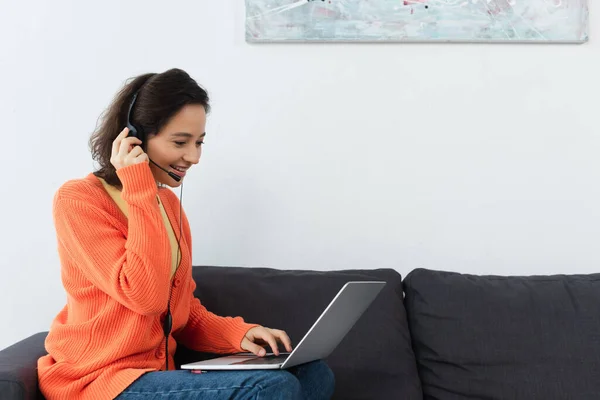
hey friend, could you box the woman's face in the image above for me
[146,104,206,187]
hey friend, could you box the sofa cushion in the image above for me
[403,268,600,400]
[177,266,422,400]
[0,331,47,400]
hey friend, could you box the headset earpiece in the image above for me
[126,92,144,143]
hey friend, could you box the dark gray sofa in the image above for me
[2,266,600,399]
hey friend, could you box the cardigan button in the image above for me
[155,348,165,358]
[173,278,181,287]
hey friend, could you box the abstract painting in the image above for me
[246,0,589,43]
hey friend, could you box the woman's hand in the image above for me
[241,326,293,357]
[110,127,148,170]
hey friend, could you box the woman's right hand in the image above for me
[110,127,148,170]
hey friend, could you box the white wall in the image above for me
[1,1,598,351]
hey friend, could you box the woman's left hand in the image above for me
[241,326,293,357]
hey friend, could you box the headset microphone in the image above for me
[149,159,182,182]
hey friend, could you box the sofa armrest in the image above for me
[0,332,48,400]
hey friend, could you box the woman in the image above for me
[38,68,335,399]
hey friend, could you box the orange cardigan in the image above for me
[38,162,257,400]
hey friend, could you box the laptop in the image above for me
[181,281,386,371]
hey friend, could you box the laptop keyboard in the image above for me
[232,355,290,365]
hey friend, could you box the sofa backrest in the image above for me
[403,268,600,400]
[179,266,423,400]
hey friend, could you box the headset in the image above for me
[126,92,182,183]
[126,90,184,371]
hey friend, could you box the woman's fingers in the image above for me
[259,329,280,356]
[111,127,144,170]
[272,329,293,352]
[111,127,129,157]
[242,326,294,357]
[240,337,266,357]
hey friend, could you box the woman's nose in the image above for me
[184,147,201,164]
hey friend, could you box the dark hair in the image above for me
[90,68,210,188]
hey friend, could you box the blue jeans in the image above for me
[115,360,335,399]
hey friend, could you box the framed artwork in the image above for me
[246,0,589,43]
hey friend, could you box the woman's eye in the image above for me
[175,140,204,147]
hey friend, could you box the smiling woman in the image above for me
[37,68,336,400]
[144,105,207,184]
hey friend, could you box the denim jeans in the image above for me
[115,360,335,399]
